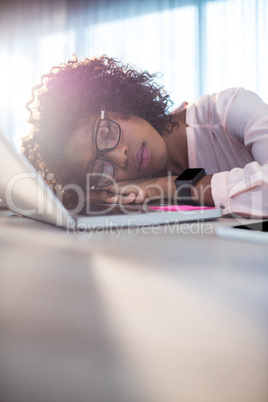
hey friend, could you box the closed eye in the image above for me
[97,119,120,149]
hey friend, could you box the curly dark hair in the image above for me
[22,55,175,209]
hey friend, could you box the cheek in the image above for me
[65,142,82,164]
[64,135,91,176]
[151,137,168,171]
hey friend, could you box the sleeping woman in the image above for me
[22,55,268,217]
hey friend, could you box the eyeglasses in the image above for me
[89,109,121,189]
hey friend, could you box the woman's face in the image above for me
[64,112,168,184]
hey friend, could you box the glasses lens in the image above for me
[91,158,114,186]
[96,119,120,151]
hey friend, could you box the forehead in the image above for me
[64,114,97,176]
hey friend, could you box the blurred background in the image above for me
[0,0,267,147]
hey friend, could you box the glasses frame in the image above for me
[89,109,121,189]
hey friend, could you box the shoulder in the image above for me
[187,87,266,123]
[185,88,241,125]
[197,87,242,112]
[185,87,268,129]
[203,87,266,115]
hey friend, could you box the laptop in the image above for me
[0,131,222,230]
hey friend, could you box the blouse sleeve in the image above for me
[211,89,268,217]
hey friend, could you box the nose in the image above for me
[103,144,128,168]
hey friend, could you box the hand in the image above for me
[87,188,120,204]
[90,176,178,205]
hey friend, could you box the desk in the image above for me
[0,209,268,402]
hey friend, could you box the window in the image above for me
[0,0,267,144]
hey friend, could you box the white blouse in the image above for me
[185,87,268,217]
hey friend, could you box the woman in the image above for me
[22,55,268,217]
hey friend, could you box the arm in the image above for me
[211,162,268,217]
[211,89,268,217]
[91,174,215,206]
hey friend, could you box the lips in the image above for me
[134,143,151,171]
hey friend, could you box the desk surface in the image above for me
[0,209,268,402]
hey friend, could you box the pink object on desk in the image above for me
[149,205,216,212]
